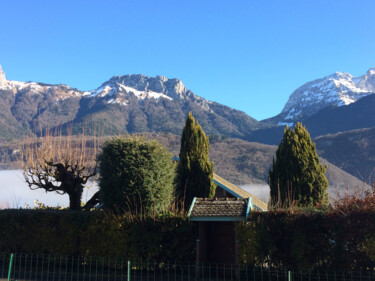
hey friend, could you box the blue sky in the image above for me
[1,0,374,120]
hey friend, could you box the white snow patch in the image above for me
[118,84,173,101]
[277,122,294,127]
[285,109,301,120]
[340,96,355,105]
[90,86,113,97]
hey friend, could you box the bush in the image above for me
[98,136,175,214]
[0,209,196,261]
[236,209,375,270]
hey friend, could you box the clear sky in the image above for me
[1,0,374,120]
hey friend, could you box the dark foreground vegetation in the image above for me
[2,252,374,281]
[0,210,196,261]
[1,201,375,271]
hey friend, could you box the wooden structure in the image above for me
[172,155,268,211]
[173,155,268,272]
[213,173,268,211]
[188,198,251,266]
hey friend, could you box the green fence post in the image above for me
[7,253,14,281]
[288,271,291,281]
[127,261,131,281]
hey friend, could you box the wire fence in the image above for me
[1,253,375,281]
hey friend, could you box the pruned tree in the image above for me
[22,128,99,210]
[175,112,216,210]
[269,122,329,208]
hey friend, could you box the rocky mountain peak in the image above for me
[277,68,375,125]
[328,71,352,80]
[101,74,191,100]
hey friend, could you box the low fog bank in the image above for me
[1,170,360,209]
[239,184,270,203]
[239,185,370,205]
[0,170,98,209]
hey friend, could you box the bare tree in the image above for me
[22,128,100,210]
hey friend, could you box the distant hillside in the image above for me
[0,133,364,193]
[315,127,375,183]
[152,134,366,191]
[303,93,375,137]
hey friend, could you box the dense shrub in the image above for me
[2,207,375,269]
[236,209,375,270]
[98,136,175,214]
[0,210,196,262]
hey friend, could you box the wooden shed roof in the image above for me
[187,198,250,221]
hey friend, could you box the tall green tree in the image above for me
[98,136,175,214]
[269,122,328,208]
[176,112,216,209]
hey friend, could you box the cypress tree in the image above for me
[269,122,328,208]
[176,112,216,209]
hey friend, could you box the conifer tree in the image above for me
[269,122,328,208]
[176,112,216,209]
[98,136,175,214]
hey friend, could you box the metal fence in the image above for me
[1,253,375,281]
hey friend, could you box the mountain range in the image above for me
[1,65,375,186]
[0,67,262,141]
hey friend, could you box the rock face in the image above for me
[96,74,203,101]
[0,65,7,87]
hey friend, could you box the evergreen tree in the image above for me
[98,136,175,214]
[176,112,216,209]
[269,122,328,207]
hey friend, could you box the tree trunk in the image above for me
[69,191,82,210]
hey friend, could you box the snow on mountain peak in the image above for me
[0,65,7,88]
[0,71,210,111]
[280,68,375,122]
[88,74,210,110]
[100,74,191,100]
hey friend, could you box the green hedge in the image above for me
[0,210,197,262]
[2,209,375,269]
[236,209,375,270]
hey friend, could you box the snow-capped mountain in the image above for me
[87,74,212,111]
[276,68,375,125]
[0,66,83,101]
[0,69,212,111]
[0,66,260,141]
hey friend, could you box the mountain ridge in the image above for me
[0,67,263,141]
[264,68,375,126]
